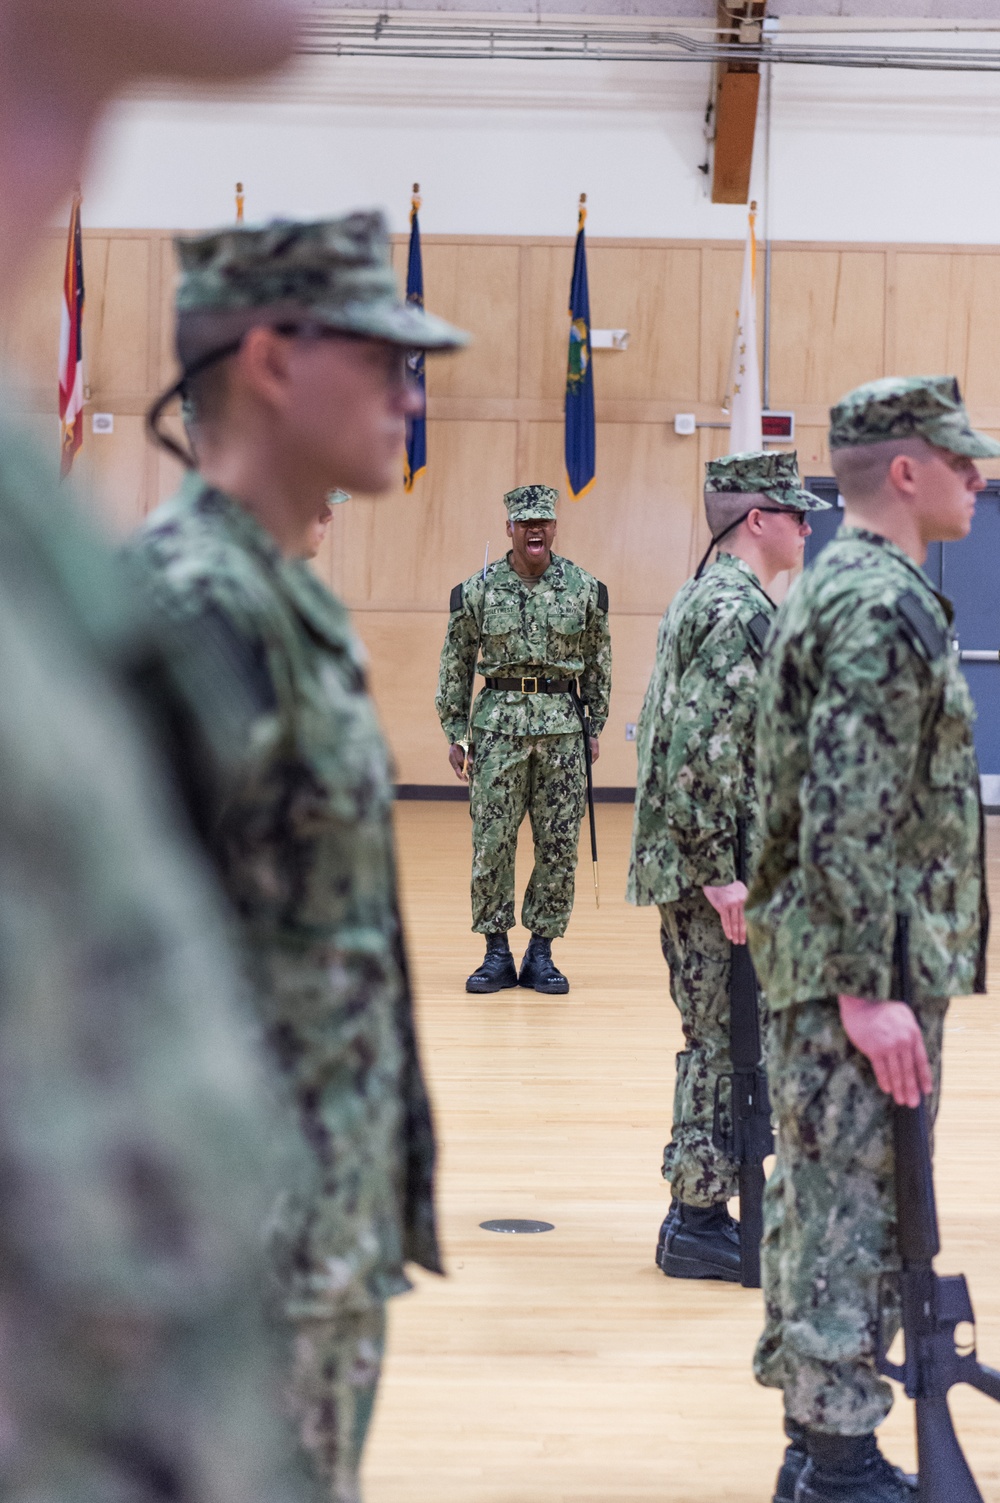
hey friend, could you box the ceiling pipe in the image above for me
[298,17,1000,70]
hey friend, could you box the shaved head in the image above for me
[3,0,298,85]
[830,437,934,503]
[0,0,298,302]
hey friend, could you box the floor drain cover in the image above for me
[480,1218,554,1234]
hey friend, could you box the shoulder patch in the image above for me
[449,582,464,614]
[898,588,948,661]
[747,611,771,652]
[596,580,609,613]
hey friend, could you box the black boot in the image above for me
[795,1432,918,1503]
[517,934,569,994]
[466,933,518,993]
[658,1201,741,1282]
[773,1418,808,1503]
[654,1198,679,1268]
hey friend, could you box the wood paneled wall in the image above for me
[6,232,1000,787]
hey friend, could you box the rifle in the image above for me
[712,815,773,1288]
[570,687,599,908]
[876,915,1000,1502]
[460,542,489,779]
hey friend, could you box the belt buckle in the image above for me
[521,676,538,694]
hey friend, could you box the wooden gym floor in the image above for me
[365,803,1000,1503]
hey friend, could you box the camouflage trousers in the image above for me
[754,995,947,1435]
[657,891,740,1206]
[469,730,586,938]
[287,1306,386,1503]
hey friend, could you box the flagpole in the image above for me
[235,182,245,223]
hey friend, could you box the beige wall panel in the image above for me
[75,416,151,536]
[158,234,182,388]
[353,610,454,785]
[1,236,64,400]
[324,420,518,610]
[85,236,153,398]
[599,612,662,786]
[521,420,703,615]
[424,244,520,399]
[698,246,747,408]
[893,251,1000,410]
[586,246,701,402]
[769,250,885,409]
[519,244,576,400]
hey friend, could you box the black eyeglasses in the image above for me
[756,507,807,526]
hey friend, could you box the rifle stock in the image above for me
[875,916,1000,1501]
[712,816,773,1289]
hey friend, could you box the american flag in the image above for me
[59,193,84,477]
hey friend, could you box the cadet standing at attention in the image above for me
[627,452,828,1282]
[436,485,612,994]
[130,215,467,1503]
[747,377,991,1503]
[0,0,317,1499]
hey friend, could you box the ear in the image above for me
[745,507,764,535]
[506,518,513,539]
[234,326,294,410]
[887,451,920,496]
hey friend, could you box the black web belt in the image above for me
[484,675,576,694]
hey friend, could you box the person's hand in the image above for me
[838,995,932,1107]
[448,743,471,782]
[590,736,600,764]
[702,880,748,944]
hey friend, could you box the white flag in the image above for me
[725,205,762,455]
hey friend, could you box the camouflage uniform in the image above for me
[747,376,993,1437]
[132,214,466,1503]
[436,486,612,938]
[0,417,308,1502]
[627,453,829,1207]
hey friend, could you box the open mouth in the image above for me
[525,534,546,555]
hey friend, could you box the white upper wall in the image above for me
[80,25,1000,243]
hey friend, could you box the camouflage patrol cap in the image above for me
[173,210,468,371]
[504,484,558,522]
[703,450,830,537]
[829,375,1000,458]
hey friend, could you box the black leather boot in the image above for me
[654,1198,679,1268]
[795,1432,918,1502]
[517,934,569,994]
[658,1201,741,1282]
[772,1417,808,1503]
[466,933,518,993]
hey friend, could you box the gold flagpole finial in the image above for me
[235,182,245,223]
[411,181,421,222]
[578,191,587,230]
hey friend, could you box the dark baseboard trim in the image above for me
[395,784,636,803]
[986,805,1000,815]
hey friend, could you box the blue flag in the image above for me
[403,186,426,492]
[565,197,595,500]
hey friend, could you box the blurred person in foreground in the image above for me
[131,214,468,1502]
[0,2,321,1500]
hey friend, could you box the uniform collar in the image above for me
[186,472,284,571]
[838,526,954,623]
[710,550,775,606]
[187,473,353,651]
[502,550,566,588]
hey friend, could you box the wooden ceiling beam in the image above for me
[711,0,767,206]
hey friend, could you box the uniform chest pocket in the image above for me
[547,609,587,664]
[482,603,522,637]
[928,673,978,789]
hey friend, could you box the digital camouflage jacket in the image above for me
[747,527,988,1010]
[435,551,612,742]
[627,552,774,906]
[129,474,441,1320]
[0,423,306,1502]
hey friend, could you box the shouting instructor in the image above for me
[436,484,611,995]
